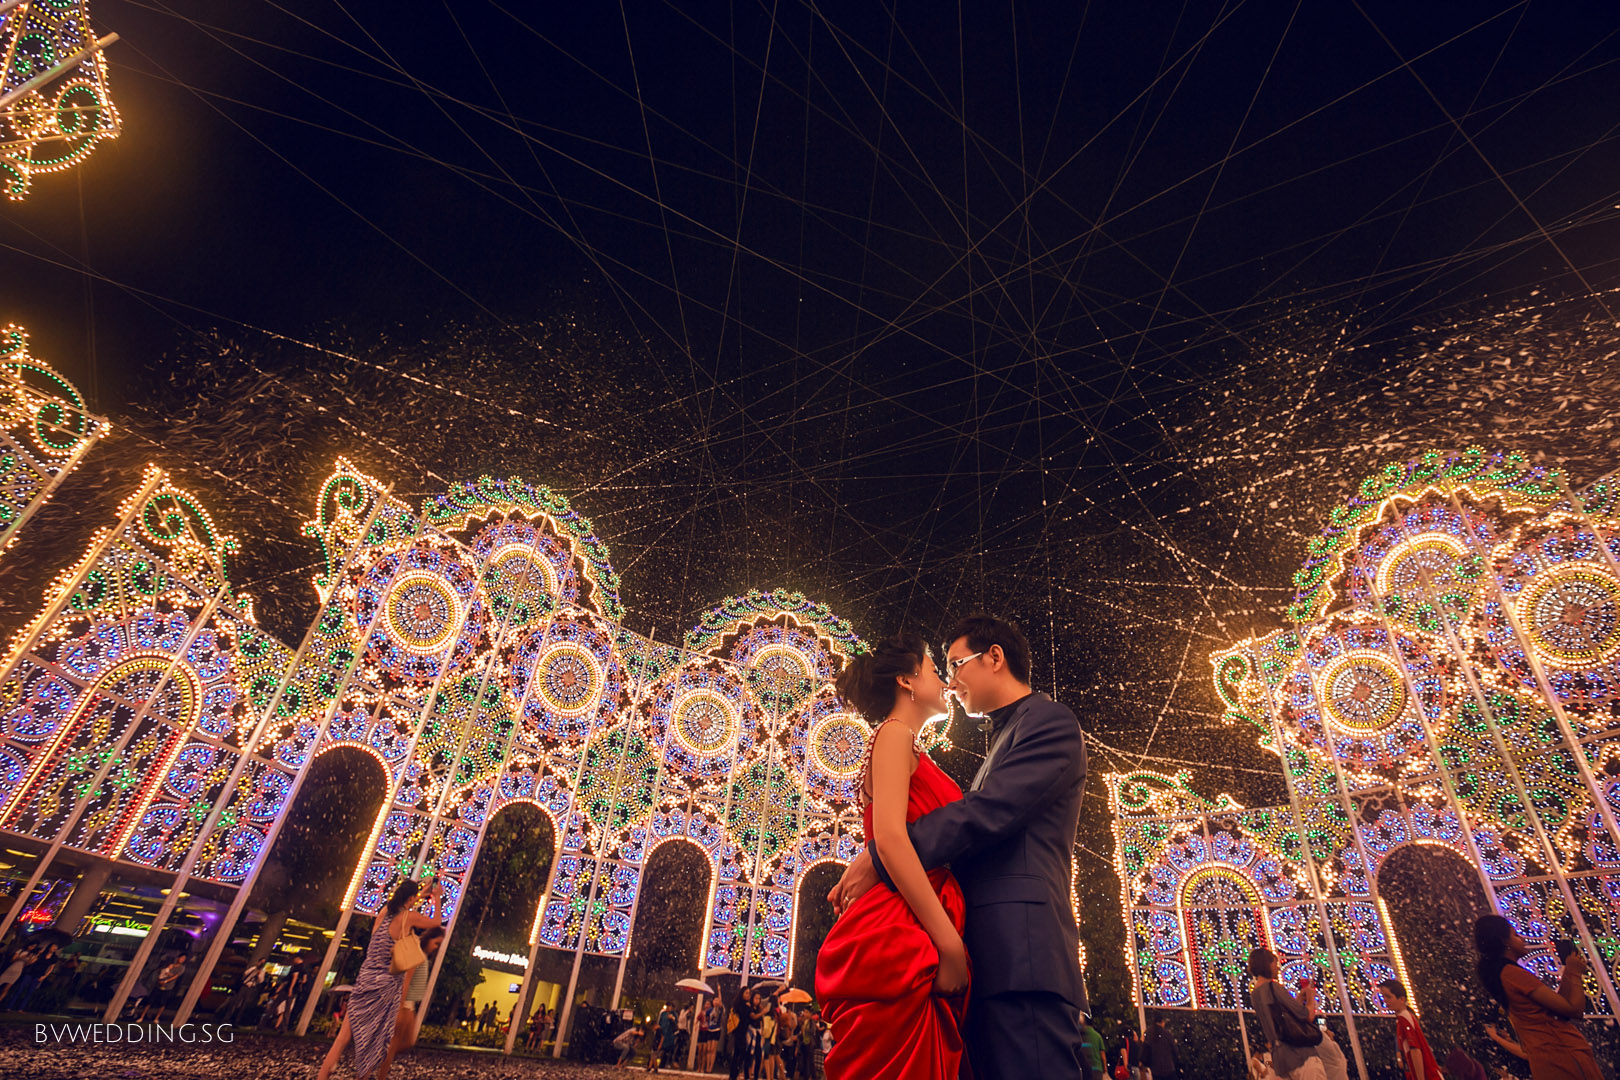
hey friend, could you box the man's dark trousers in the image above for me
[966,990,1089,1080]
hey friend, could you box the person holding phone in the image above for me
[1298,975,1349,1080]
[1248,949,1328,1080]
[1474,915,1601,1080]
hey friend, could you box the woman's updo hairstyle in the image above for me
[386,878,422,916]
[835,632,929,725]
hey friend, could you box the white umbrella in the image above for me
[675,977,716,994]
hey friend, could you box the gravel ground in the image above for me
[1,1023,689,1080]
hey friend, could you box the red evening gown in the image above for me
[815,746,969,1080]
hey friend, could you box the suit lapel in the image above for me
[969,692,1046,791]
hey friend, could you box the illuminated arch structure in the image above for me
[0,324,106,551]
[0,0,120,201]
[1110,447,1620,1044]
[0,455,872,1038]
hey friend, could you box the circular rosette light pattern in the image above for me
[1490,522,1620,706]
[649,668,762,789]
[1494,562,1620,707]
[352,544,484,687]
[789,694,868,807]
[470,519,582,628]
[1278,621,1444,773]
[1520,567,1620,666]
[730,623,835,715]
[508,617,626,745]
[1354,522,1484,631]
[1317,653,1407,734]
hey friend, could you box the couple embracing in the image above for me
[815,615,1091,1080]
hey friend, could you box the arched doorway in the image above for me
[1375,841,1493,1056]
[192,745,389,1018]
[620,840,713,1014]
[434,801,556,1026]
[791,862,842,994]
[1178,865,1270,1010]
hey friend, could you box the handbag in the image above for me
[1262,983,1322,1047]
[391,929,425,974]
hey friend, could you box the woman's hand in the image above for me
[933,933,968,996]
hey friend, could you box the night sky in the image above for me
[7,0,1620,964]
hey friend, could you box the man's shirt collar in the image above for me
[987,690,1036,735]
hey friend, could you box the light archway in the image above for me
[621,837,715,1004]
[790,859,846,993]
[1177,865,1271,1010]
[1372,840,1492,1050]
[433,800,558,1025]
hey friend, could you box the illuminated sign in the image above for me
[471,946,528,969]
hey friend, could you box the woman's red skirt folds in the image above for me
[816,752,969,1080]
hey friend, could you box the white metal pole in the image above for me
[407,559,552,1030]
[172,485,394,1026]
[0,415,102,554]
[0,578,230,948]
[1443,487,1620,855]
[502,938,545,1056]
[553,863,605,1059]
[295,525,506,1037]
[1351,544,1499,904]
[1259,633,1371,1080]
[0,467,162,710]
[1416,497,1620,1016]
[0,34,119,110]
[95,580,240,1021]
[1416,561,1620,1018]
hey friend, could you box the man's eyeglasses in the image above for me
[945,651,984,681]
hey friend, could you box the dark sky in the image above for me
[6,0,1620,807]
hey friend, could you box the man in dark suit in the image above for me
[830,615,1089,1080]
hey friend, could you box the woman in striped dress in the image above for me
[317,878,443,1080]
[378,925,445,1080]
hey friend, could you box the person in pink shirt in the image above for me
[1377,980,1441,1080]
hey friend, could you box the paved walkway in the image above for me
[3,1023,719,1080]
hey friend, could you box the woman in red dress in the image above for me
[816,633,969,1080]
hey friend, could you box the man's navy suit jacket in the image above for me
[871,692,1089,1009]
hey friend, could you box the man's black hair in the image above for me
[945,614,1032,684]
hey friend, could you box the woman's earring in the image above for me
[909,688,915,702]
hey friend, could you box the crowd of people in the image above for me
[0,879,1612,1079]
[600,985,829,1076]
[1239,914,1604,1080]
[0,933,312,1025]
